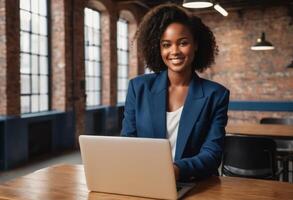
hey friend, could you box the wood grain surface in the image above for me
[226,124,293,138]
[0,164,292,200]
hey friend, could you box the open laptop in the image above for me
[79,135,195,200]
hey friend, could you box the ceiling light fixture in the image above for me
[286,60,293,68]
[182,0,213,9]
[214,3,228,16]
[251,32,275,51]
[182,1,229,17]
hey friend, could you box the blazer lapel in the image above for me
[175,74,207,160]
[148,71,167,139]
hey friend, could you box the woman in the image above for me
[121,4,229,181]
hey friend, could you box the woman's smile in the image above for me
[169,57,185,65]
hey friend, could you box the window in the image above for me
[117,19,129,103]
[20,0,50,113]
[145,67,153,74]
[84,8,102,106]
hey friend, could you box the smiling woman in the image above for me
[121,4,229,181]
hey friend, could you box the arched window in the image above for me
[117,18,129,103]
[84,8,102,106]
[20,0,50,113]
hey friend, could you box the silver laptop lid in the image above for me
[79,135,178,200]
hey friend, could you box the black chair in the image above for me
[222,135,277,180]
[260,117,293,182]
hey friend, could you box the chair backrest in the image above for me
[260,118,293,125]
[260,117,293,152]
[222,135,277,180]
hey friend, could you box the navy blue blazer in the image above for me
[121,70,229,180]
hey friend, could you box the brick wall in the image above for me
[197,5,293,123]
[0,0,20,116]
[51,0,68,111]
[0,0,7,115]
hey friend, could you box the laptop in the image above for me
[79,135,195,200]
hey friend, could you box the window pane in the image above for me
[121,22,128,36]
[31,55,38,74]
[39,16,47,35]
[40,75,48,94]
[39,36,48,55]
[20,10,31,31]
[89,61,94,76]
[31,0,39,14]
[93,29,100,45]
[88,28,93,45]
[88,46,93,60]
[21,32,30,52]
[95,46,100,61]
[21,75,30,94]
[89,77,94,91]
[31,95,39,112]
[117,91,126,103]
[87,92,93,106]
[39,56,48,74]
[32,75,39,93]
[31,34,39,54]
[93,11,100,29]
[96,78,100,90]
[85,8,92,27]
[20,0,30,11]
[118,65,127,78]
[95,62,100,76]
[40,95,48,111]
[118,78,128,90]
[84,47,88,60]
[96,92,101,105]
[32,14,39,33]
[21,96,30,113]
[121,38,128,50]
[120,51,128,65]
[84,27,88,44]
[39,0,47,16]
[20,53,30,74]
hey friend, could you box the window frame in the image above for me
[19,0,51,114]
[116,18,129,104]
[84,7,102,107]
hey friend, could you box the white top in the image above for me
[166,106,183,161]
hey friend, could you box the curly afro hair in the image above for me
[135,4,218,73]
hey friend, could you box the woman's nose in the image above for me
[170,45,180,55]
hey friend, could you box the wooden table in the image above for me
[0,164,292,200]
[226,124,293,138]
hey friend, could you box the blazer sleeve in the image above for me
[121,80,137,137]
[175,89,230,180]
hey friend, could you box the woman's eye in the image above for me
[179,41,188,46]
[161,43,170,48]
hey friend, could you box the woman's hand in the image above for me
[173,164,180,180]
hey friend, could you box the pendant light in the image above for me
[182,1,228,17]
[182,0,213,9]
[214,3,228,16]
[251,32,275,51]
[287,60,293,68]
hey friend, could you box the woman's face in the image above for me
[160,22,197,74]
